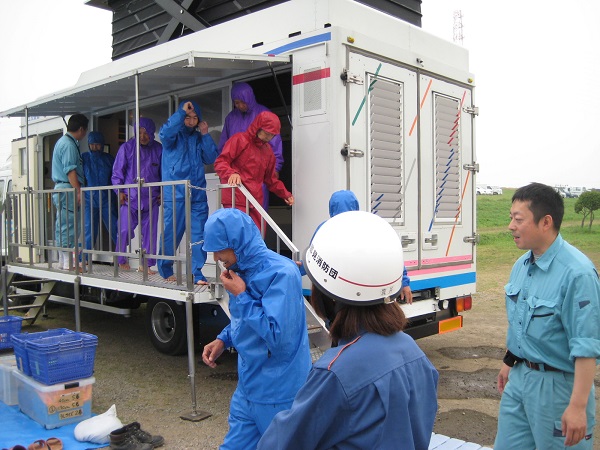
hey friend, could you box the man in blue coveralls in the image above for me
[201,208,311,450]
[81,131,118,261]
[51,113,88,270]
[495,182,600,449]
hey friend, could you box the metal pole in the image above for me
[25,108,33,264]
[185,184,193,291]
[74,276,81,331]
[180,293,210,422]
[135,73,144,273]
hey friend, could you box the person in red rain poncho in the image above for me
[215,111,294,229]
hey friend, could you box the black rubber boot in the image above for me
[109,425,154,450]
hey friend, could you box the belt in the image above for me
[519,358,560,372]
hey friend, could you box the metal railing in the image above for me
[4,180,297,293]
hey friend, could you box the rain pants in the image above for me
[214,111,291,230]
[52,133,85,249]
[82,148,118,254]
[111,118,162,266]
[157,101,218,283]
[495,234,600,449]
[218,82,284,210]
[258,331,439,450]
[202,208,311,449]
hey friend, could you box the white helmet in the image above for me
[305,211,405,305]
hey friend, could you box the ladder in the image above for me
[1,269,56,325]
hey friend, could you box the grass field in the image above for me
[477,190,600,276]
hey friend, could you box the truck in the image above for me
[1,0,477,411]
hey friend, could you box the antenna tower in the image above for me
[453,10,464,45]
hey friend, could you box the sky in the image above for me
[0,0,599,188]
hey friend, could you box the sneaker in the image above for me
[125,422,165,448]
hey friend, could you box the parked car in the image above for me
[476,185,492,195]
[568,186,587,198]
[487,185,503,195]
[554,187,567,198]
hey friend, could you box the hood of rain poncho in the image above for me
[230,82,259,111]
[134,117,157,143]
[177,100,202,133]
[329,190,360,217]
[246,110,281,139]
[87,131,105,147]
[203,208,267,273]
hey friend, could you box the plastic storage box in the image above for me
[0,316,24,350]
[0,354,19,405]
[13,370,94,429]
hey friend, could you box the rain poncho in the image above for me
[258,332,439,450]
[219,82,284,211]
[214,111,291,229]
[203,208,311,449]
[82,132,118,251]
[111,118,162,266]
[157,101,218,282]
[52,132,85,248]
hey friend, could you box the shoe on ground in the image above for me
[125,422,165,448]
[109,425,154,450]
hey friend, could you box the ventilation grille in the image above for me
[369,77,403,220]
[434,94,461,221]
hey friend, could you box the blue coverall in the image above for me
[258,331,439,449]
[158,101,218,283]
[82,143,118,255]
[495,234,600,449]
[202,208,311,449]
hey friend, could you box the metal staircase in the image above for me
[1,270,56,324]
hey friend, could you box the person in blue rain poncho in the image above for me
[158,100,218,285]
[299,190,413,304]
[51,113,88,270]
[201,208,311,450]
[218,82,284,211]
[112,117,162,273]
[257,211,438,450]
[495,183,600,450]
[81,132,118,261]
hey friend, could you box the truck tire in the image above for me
[146,298,191,355]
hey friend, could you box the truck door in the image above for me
[346,52,475,273]
[346,51,419,263]
[417,74,475,270]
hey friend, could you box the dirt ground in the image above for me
[12,267,600,449]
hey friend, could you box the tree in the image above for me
[574,191,600,230]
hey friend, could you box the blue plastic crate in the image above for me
[27,332,98,385]
[10,329,75,376]
[0,316,24,350]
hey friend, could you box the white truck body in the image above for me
[2,0,477,343]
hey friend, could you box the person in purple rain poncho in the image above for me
[218,82,284,211]
[157,100,218,285]
[112,118,162,273]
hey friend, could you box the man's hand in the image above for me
[497,363,511,394]
[562,404,587,446]
[198,121,208,135]
[220,269,246,296]
[202,339,225,369]
[227,173,241,186]
[183,101,194,113]
[284,195,294,206]
[119,192,128,205]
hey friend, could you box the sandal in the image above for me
[46,438,63,450]
[27,441,46,450]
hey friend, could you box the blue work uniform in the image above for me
[258,331,439,450]
[82,151,118,254]
[203,208,311,450]
[158,101,218,283]
[495,234,600,449]
[51,133,85,248]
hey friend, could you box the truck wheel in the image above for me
[146,298,190,355]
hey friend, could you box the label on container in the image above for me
[47,391,82,413]
[58,408,83,420]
